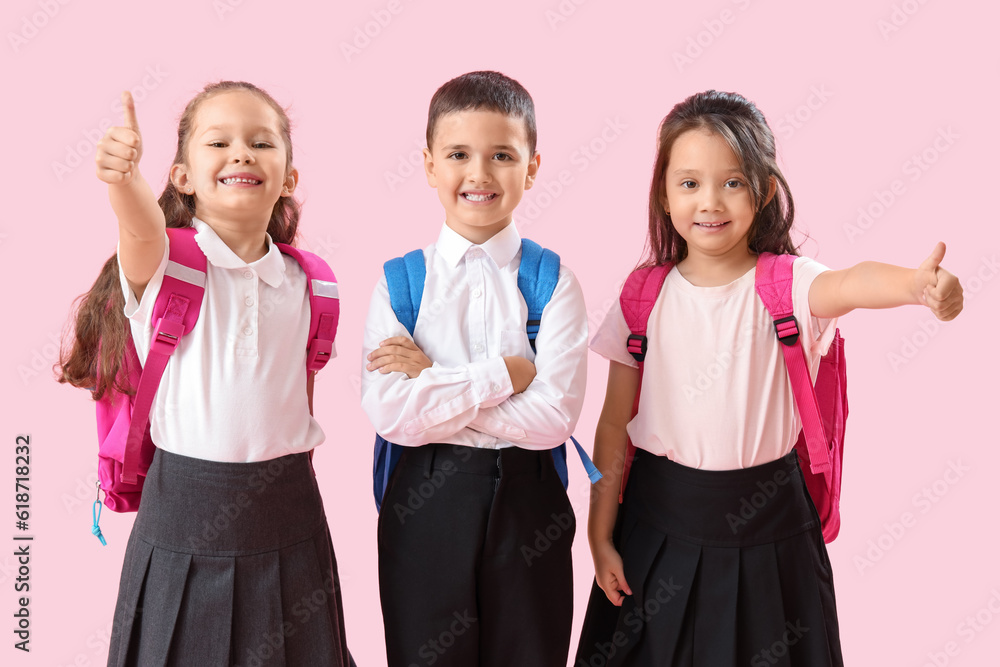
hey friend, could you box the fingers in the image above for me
[95,92,143,185]
[121,90,140,132]
[918,241,947,276]
[923,270,964,321]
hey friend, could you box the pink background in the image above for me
[3,0,998,665]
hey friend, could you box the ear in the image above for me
[423,147,437,187]
[170,163,191,192]
[524,151,541,190]
[281,167,299,197]
[762,175,777,208]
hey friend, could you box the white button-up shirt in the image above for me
[119,218,328,462]
[361,222,588,449]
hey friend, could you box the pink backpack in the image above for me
[619,253,847,543]
[92,227,340,544]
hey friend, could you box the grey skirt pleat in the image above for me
[107,448,353,667]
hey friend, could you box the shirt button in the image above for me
[492,384,501,393]
[245,297,254,307]
[474,343,484,353]
[243,327,253,336]
[472,288,482,299]
[243,270,254,280]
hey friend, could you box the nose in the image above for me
[232,144,255,164]
[466,155,491,184]
[698,185,723,212]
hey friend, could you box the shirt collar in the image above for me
[192,218,286,288]
[435,221,522,269]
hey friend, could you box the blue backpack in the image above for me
[372,239,601,512]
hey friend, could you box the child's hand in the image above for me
[913,242,964,321]
[96,91,143,186]
[503,356,536,394]
[593,540,631,606]
[367,337,432,379]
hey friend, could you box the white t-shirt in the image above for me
[590,257,837,470]
[119,218,329,462]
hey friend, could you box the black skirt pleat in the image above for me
[107,448,352,667]
[576,449,843,667]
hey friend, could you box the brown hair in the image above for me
[426,71,537,155]
[645,90,797,267]
[59,81,300,399]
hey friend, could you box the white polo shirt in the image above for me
[119,218,329,462]
[590,257,836,470]
[360,221,588,449]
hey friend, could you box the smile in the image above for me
[220,177,263,185]
[695,221,729,228]
[462,193,497,202]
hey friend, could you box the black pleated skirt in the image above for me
[107,448,353,667]
[576,449,843,667]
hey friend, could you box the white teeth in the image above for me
[463,193,495,202]
[222,177,261,185]
[697,222,726,227]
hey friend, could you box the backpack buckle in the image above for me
[627,334,648,362]
[773,315,800,347]
[150,318,185,355]
[306,338,333,371]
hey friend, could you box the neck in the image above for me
[197,212,270,263]
[676,249,758,287]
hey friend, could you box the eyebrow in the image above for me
[443,144,521,152]
[672,168,743,175]
[199,125,280,136]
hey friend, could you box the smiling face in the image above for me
[423,109,539,244]
[661,129,759,266]
[170,90,297,230]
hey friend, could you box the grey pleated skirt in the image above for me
[107,448,353,667]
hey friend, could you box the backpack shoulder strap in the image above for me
[121,227,207,485]
[754,253,830,473]
[383,249,427,337]
[620,263,672,361]
[275,244,340,372]
[517,239,560,352]
[617,262,672,502]
[519,239,602,485]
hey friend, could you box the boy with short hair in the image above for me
[361,70,588,666]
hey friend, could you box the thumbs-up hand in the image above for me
[913,242,963,321]
[95,91,143,186]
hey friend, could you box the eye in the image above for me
[253,142,273,149]
[208,141,227,148]
[493,152,513,161]
[725,179,743,188]
[680,179,697,189]
[448,151,468,160]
